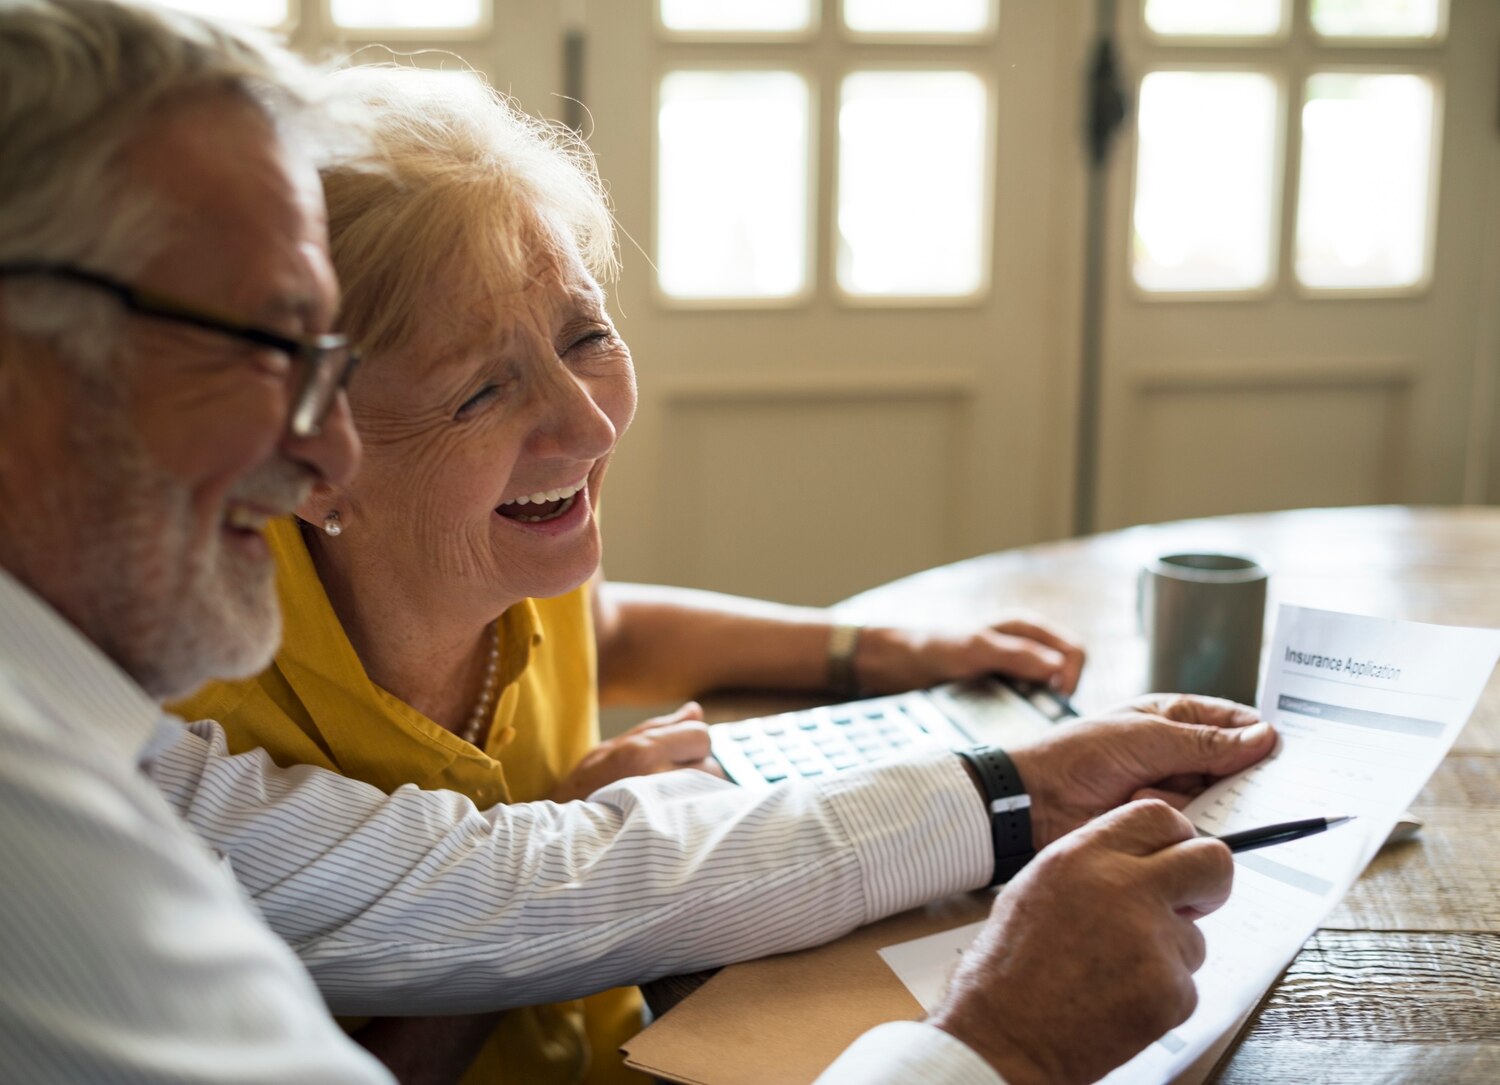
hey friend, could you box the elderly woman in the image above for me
[173,68,1084,1085]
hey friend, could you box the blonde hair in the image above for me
[321,64,616,358]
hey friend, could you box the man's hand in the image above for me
[1009,695,1277,847]
[550,702,721,802]
[855,615,1087,697]
[929,800,1232,1085]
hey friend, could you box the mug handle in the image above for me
[1136,566,1149,637]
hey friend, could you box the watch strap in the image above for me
[956,745,1035,886]
[826,624,861,698]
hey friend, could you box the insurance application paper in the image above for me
[878,605,1500,1084]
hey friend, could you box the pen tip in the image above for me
[1326,815,1356,827]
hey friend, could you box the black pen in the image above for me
[1214,815,1356,853]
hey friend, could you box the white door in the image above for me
[586,0,1094,605]
[1092,0,1500,530]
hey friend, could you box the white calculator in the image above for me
[710,676,1077,787]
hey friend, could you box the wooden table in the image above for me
[821,505,1500,1082]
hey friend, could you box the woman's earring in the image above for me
[322,510,343,537]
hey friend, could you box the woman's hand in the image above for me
[854,614,1086,697]
[550,702,721,802]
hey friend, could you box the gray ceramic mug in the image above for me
[1138,553,1268,705]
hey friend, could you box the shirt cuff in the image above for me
[813,1021,1006,1085]
[815,748,992,920]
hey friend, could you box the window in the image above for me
[151,0,288,27]
[1129,0,1442,297]
[658,0,813,36]
[330,0,484,31]
[1144,0,1286,39]
[1310,0,1446,40]
[1131,71,1281,293]
[1295,72,1438,289]
[836,71,989,298]
[656,71,812,300]
[653,1,995,304]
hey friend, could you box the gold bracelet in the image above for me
[827,624,862,698]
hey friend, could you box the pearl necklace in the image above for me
[458,623,500,747]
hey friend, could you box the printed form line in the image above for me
[1276,695,1444,738]
[1278,668,1464,701]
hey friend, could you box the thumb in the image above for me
[1151,719,1277,778]
[657,701,704,724]
[632,701,705,734]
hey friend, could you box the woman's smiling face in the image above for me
[329,224,636,618]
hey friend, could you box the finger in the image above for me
[991,619,1087,694]
[1081,798,1197,856]
[678,757,729,781]
[1129,787,1198,810]
[1152,772,1210,796]
[1134,719,1277,783]
[1170,917,1208,972]
[985,634,1067,685]
[1147,836,1235,917]
[632,701,705,734]
[1134,694,1261,730]
[633,719,712,765]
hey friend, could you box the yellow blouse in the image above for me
[170,517,644,1085]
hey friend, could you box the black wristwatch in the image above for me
[956,745,1036,886]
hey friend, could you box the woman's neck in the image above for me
[305,530,513,736]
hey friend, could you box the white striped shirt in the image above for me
[0,566,999,1082]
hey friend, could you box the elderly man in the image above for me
[0,2,1275,1083]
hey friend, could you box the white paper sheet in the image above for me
[879,605,1500,1084]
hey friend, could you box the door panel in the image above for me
[589,0,1092,604]
[1096,0,1500,530]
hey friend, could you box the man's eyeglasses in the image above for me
[0,262,360,438]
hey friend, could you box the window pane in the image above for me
[1132,71,1280,293]
[1295,73,1435,290]
[1144,0,1285,37]
[660,0,812,34]
[837,71,988,298]
[152,0,287,26]
[843,0,992,35]
[1311,0,1444,39]
[657,71,811,300]
[330,0,482,29]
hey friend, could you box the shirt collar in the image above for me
[265,517,542,779]
[0,565,169,767]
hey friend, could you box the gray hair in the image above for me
[0,0,360,364]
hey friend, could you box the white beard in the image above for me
[63,395,290,702]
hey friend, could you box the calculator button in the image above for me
[763,771,787,783]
